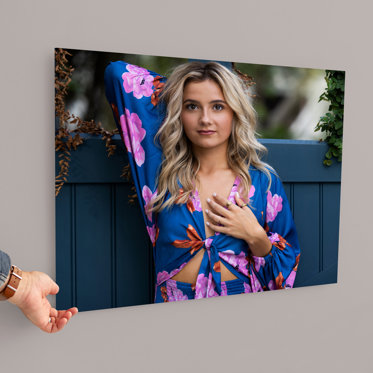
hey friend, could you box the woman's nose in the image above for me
[200,108,212,125]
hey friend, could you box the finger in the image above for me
[205,208,228,226]
[68,307,79,316]
[48,317,67,333]
[43,316,56,333]
[207,197,231,217]
[235,192,253,213]
[55,317,68,332]
[48,314,70,333]
[211,193,232,208]
[234,192,247,208]
[57,309,72,321]
[206,220,228,234]
[212,193,239,212]
[50,308,58,318]
[40,320,53,333]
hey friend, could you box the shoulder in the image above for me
[249,164,280,188]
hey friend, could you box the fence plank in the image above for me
[115,184,153,307]
[56,184,74,309]
[322,183,341,282]
[75,184,113,311]
[292,183,320,287]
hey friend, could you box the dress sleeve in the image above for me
[104,61,166,242]
[251,171,301,290]
[0,249,11,290]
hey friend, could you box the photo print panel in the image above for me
[55,48,343,312]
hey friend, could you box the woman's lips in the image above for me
[197,130,215,135]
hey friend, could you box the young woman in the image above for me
[104,60,301,303]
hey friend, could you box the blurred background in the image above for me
[60,48,330,140]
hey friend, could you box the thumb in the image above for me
[44,275,59,296]
[49,281,59,296]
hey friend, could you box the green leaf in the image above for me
[335,138,342,147]
[332,148,339,157]
[323,159,332,166]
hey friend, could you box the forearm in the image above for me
[244,225,272,257]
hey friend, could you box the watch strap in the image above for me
[2,266,22,299]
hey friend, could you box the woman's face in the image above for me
[181,79,234,154]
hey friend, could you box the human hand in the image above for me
[8,271,78,333]
[205,192,272,257]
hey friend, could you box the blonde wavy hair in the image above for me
[150,61,272,214]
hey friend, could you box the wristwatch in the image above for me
[0,266,22,299]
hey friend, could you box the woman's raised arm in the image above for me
[104,61,166,238]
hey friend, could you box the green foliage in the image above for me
[315,70,345,166]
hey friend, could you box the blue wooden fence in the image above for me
[56,136,341,311]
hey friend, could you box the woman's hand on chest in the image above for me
[205,192,272,257]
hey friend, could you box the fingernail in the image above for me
[206,221,210,226]
[205,209,209,213]
[207,198,211,203]
[212,193,217,197]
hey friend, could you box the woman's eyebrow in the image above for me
[210,99,226,104]
[183,99,199,104]
[183,99,227,104]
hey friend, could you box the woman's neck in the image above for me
[193,146,230,176]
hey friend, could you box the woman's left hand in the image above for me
[205,192,272,256]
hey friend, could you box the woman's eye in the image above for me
[186,103,198,110]
[213,104,224,111]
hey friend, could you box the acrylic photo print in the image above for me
[55,48,344,311]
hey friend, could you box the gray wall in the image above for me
[0,1,371,372]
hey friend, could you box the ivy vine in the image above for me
[55,48,135,199]
[315,70,345,166]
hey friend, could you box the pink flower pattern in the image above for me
[204,237,213,249]
[268,232,280,244]
[219,250,249,276]
[249,185,255,199]
[142,185,157,222]
[147,225,157,244]
[120,109,146,166]
[221,282,228,296]
[284,270,296,288]
[191,188,202,212]
[266,191,283,223]
[250,271,264,292]
[156,263,187,285]
[252,256,266,272]
[166,280,189,302]
[230,179,255,202]
[122,64,154,99]
[230,183,239,200]
[195,273,218,299]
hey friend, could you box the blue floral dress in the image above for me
[104,61,301,303]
